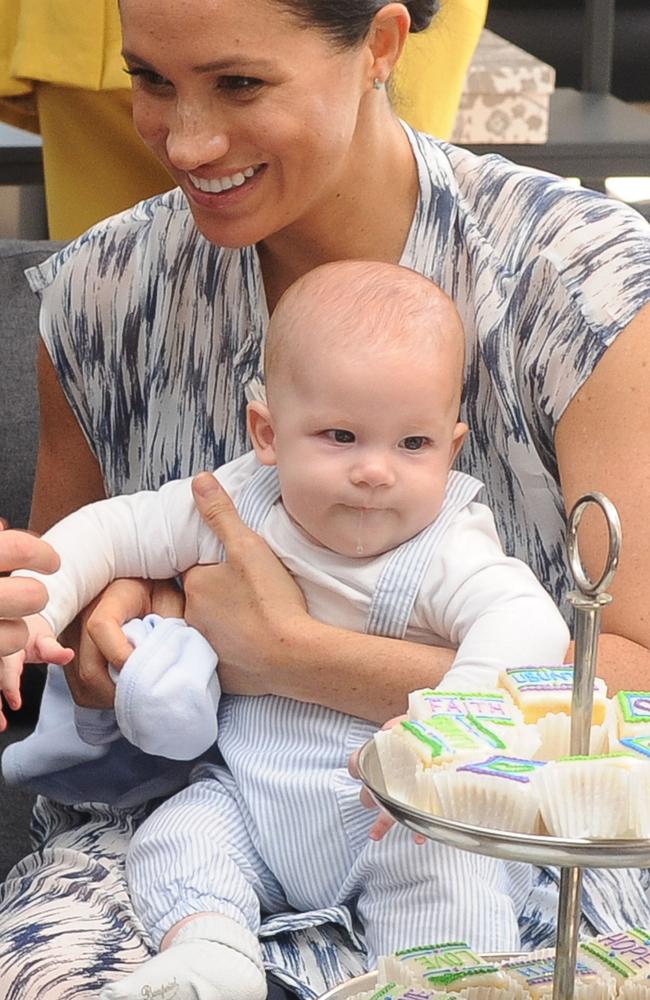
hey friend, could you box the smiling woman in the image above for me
[119,0,419,253]
[1,0,650,997]
[0,0,486,238]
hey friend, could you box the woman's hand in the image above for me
[184,473,307,696]
[60,577,185,709]
[0,525,60,657]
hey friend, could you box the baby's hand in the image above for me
[0,614,74,730]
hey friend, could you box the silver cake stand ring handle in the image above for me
[566,491,621,597]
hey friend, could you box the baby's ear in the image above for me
[448,421,469,467]
[247,401,277,466]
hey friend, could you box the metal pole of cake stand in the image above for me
[552,493,622,1000]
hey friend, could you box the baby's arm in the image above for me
[14,476,220,639]
[428,503,570,691]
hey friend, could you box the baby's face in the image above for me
[267,341,466,558]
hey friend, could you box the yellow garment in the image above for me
[0,0,487,238]
[393,0,489,137]
[35,85,173,241]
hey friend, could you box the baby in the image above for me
[3,261,569,1000]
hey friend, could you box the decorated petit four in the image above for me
[408,690,520,726]
[580,928,650,988]
[498,667,607,725]
[380,942,514,992]
[619,736,650,761]
[531,754,650,839]
[502,952,612,1000]
[407,690,539,759]
[349,986,440,1000]
[429,755,546,833]
[612,694,650,742]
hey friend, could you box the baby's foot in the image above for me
[100,917,267,1000]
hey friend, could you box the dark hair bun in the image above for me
[405,0,439,33]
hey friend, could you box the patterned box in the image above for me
[450,30,556,145]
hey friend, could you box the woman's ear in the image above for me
[247,401,277,466]
[367,3,411,85]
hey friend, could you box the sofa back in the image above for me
[0,240,63,529]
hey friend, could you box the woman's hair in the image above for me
[274,1,440,47]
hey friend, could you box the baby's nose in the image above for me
[350,454,395,488]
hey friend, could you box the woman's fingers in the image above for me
[0,529,60,575]
[0,575,49,620]
[0,531,61,658]
[191,472,248,552]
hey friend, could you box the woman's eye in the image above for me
[219,76,263,94]
[400,436,429,451]
[124,67,170,90]
[325,429,356,444]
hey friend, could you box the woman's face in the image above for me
[120,0,373,247]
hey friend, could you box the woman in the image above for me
[1,0,650,997]
[0,0,487,238]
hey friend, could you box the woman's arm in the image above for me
[185,474,456,725]
[556,301,650,691]
[30,344,183,707]
[30,343,107,533]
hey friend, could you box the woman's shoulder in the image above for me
[411,128,649,268]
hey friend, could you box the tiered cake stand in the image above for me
[322,494,650,1000]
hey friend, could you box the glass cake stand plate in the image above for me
[356,739,650,870]
[319,954,524,999]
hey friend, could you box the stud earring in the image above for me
[373,78,383,91]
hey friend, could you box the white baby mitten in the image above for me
[111,614,221,760]
[99,914,267,1000]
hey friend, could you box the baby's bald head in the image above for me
[264,261,465,416]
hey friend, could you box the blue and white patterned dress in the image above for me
[1,125,650,998]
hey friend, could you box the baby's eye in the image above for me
[400,436,430,451]
[325,429,356,444]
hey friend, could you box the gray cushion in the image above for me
[0,239,63,529]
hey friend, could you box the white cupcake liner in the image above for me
[530,757,644,838]
[374,730,430,810]
[619,981,650,1000]
[431,769,540,834]
[533,713,608,762]
[459,987,526,1000]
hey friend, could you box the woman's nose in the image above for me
[349,453,396,489]
[165,104,230,171]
